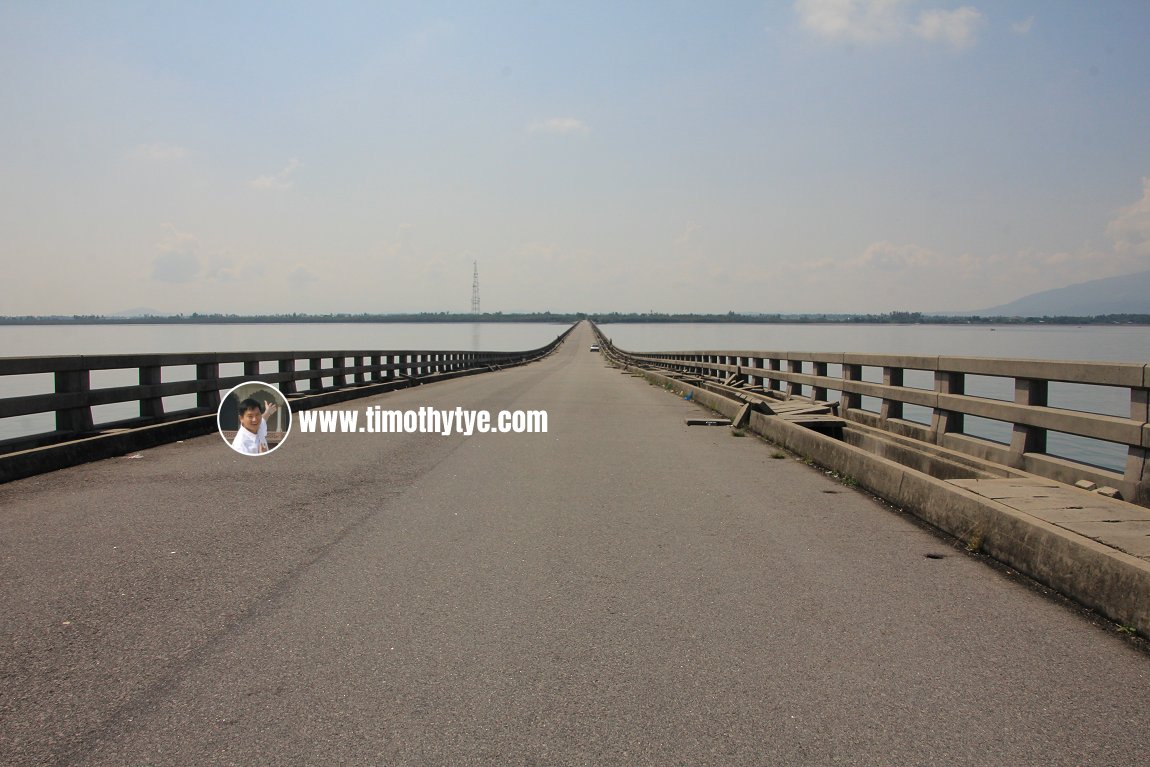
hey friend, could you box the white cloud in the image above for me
[1011,16,1035,35]
[674,220,702,249]
[779,235,1133,311]
[1105,177,1150,258]
[914,7,984,49]
[794,0,985,49]
[131,142,189,161]
[791,240,938,272]
[203,253,264,284]
[250,158,301,190]
[795,0,907,44]
[917,180,1150,294]
[150,227,273,288]
[855,240,939,269]
[746,177,1150,311]
[151,224,201,284]
[965,247,1115,290]
[528,117,589,135]
[288,265,320,288]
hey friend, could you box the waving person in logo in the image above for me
[231,398,279,455]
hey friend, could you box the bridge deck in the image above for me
[2,322,1148,766]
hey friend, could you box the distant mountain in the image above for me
[972,269,1150,317]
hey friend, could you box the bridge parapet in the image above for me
[594,328,1149,506]
[0,324,574,480]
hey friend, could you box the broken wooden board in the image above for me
[686,417,732,426]
[779,413,847,436]
[762,402,833,416]
[732,403,753,429]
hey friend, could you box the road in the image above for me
[2,321,1147,766]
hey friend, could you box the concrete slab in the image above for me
[989,494,1116,512]
[1004,502,1150,525]
[1059,521,1150,559]
[948,478,1064,499]
[947,477,1150,560]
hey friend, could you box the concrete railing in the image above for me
[0,325,575,480]
[595,331,1149,506]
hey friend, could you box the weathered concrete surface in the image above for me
[628,360,1150,638]
[2,322,1148,767]
[951,478,1150,559]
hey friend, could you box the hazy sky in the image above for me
[2,1,1149,315]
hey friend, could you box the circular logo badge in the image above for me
[217,381,292,456]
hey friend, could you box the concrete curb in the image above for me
[624,363,1150,639]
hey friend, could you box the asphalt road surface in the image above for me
[2,321,1148,766]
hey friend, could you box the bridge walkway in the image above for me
[2,322,1147,766]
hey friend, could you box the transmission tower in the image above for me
[471,261,481,315]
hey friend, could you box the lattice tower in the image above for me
[471,261,480,314]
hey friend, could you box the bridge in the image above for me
[2,321,1148,765]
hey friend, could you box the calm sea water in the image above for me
[600,322,1150,362]
[0,322,571,357]
[2,321,1147,472]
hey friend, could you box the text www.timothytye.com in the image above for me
[297,406,548,435]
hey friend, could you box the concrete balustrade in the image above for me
[604,345,1149,506]
[0,326,574,481]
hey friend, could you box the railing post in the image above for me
[139,364,164,420]
[1128,382,1148,504]
[308,358,322,391]
[931,370,964,443]
[812,361,828,403]
[333,356,347,388]
[881,366,904,422]
[244,361,259,378]
[196,363,220,411]
[1011,377,1048,456]
[842,364,862,413]
[786,359,802,398]
[769,358,782,393]
[55,368,93,433]
[278,359,297,395]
